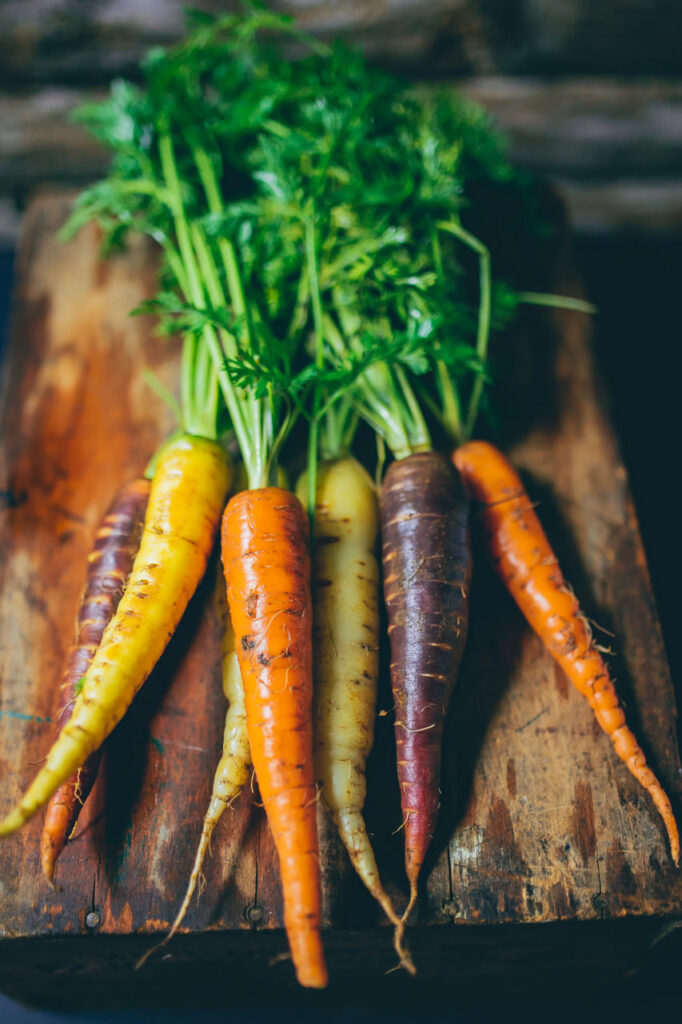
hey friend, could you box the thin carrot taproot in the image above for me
[136,571,250,970]
[166,575,251,929]
[453,439,680,864]
[40,476,150,883]
[222,486,327,991]
[0,435,231,838]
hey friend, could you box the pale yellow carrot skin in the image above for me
[296,458,408,955]
[0,435,232,838]
[212,581,251,816]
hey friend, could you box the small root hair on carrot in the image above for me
[304,786,322,809]
[392,812,410,836]
[586,616,616,638]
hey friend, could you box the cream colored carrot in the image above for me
[297,458,414,972]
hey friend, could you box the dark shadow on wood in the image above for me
[204,790,257,930]
[430,521,528,895]
[101,566,214,888]
[362,561,410,919]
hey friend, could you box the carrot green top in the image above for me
[65,4,594,493]
[63,7,327,488]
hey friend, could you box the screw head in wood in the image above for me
[592,893,608,914]
[245,903,263,925]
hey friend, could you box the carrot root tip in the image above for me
[392,918,417,977]
[135,935,171,972]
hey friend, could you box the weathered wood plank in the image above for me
[0,194,681,1001]
[3,1,682,87]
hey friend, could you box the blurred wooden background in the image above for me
[2,1,682,241]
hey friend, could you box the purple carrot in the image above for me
[380,450,472,919]
[40,477,150,883]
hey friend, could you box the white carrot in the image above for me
[297,457,414,973]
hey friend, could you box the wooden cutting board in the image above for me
[1,193,681,1010]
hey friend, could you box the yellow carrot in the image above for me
[0,434,232,837]
[296,458,414,972]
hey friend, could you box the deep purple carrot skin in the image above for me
[380,451,472,909]
[40,477,151,882]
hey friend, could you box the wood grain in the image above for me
[3,1,682,87]
[0,194,681,1002]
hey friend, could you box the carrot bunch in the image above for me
[1,4,679,993]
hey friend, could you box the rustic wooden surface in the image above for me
[3,1,682,86]
[1,194,681,1004]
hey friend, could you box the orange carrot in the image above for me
[453,440,680,864]
[221,487,327,990]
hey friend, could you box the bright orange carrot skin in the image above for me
[453,440,680,864]
[41,477,150,882]
[221,487,327,990]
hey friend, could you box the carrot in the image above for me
[380,451,472,922]
[296,457,414,971]
[453,440,680,864]
[222,486,327,990]
[166,577,251,927]
[0,435,231,837]
[136,572,250,969]
[40,476,150,883]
